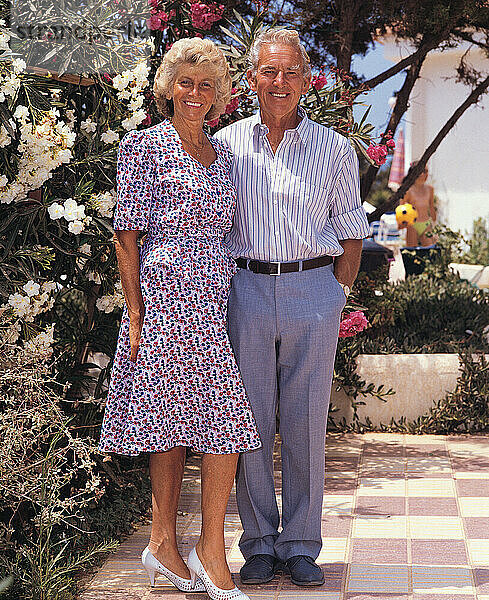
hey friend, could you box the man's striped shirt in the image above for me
[214,108,370,261]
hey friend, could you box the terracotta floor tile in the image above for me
[456,479,489,496]
[411,539,468,564]
[350,538,408,564]
[354,496,406,517]
[464,517,489,538]
[407,497,459,516]
[321,515,353,537]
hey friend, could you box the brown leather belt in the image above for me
[235,255,333,275]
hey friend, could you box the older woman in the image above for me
[98,38,260,600]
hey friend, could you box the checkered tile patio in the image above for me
[80,433,489,600]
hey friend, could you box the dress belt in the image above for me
[235,255,333,276]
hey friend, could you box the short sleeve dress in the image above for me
[98,121,261,456]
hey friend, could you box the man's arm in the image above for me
[334,239,363,288]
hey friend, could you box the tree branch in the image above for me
[360,49,426,200]
[364,36,442,89]
[368,73,489,222]
[453,29,489,51]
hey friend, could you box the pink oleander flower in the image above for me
[366,143,388,166]
[339,310,369,338]
[142,113,151,126]
[148,0,159,6]
[386,138,396,148]
[311,73,327,91]
[190,1,224,30]
[224,91,240,115]
[147,10,170,31]
[206,117,220,128]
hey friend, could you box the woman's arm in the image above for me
[429,186,437,222]
[114,230,144,362]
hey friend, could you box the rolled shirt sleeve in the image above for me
[113,130,155,231]
[330,143,370,240]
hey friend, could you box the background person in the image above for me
[215,29,369,587]
[98,37,260,600]
[404,161,437,247]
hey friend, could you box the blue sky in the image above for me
[351,43,405,137]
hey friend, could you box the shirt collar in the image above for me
[251,106,311,146]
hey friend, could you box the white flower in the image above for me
[48,202,65,220]
[0,175,7,187]
[13,105,29,121]
[74,204,86,220]
[101,129,119,144]
[128,95,144,111]
[80,118,97,133]
[68,220,84,234]
[483,324,489,345]
[63,198,80,221]
[24,324,55,357]
[92,190,116,218]
[41,281,57,293]
[112,72,131,91]
[117,89,131,101]
[8,292,27,308]
[64,198,77,210]
[23,280,41,297]
[11,58,26,73]
[122,109,146,131]
[8,293,30,318]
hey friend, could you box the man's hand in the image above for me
[128,311,144,362]
[334,239,363,288]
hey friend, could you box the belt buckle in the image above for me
[270,261,281,276]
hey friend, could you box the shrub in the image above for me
[0,328,117,599]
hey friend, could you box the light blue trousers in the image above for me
[227,263,346,562]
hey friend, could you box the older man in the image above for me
[214,29,369,586]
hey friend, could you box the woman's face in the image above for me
[169,63,216,124]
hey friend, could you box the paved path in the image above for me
[80,433,489,600]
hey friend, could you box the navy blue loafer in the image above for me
[240,554,276,584]
[284,555,324,586]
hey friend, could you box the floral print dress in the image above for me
[98,121,261,456]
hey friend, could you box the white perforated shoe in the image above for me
[188,547,250,600]
[141,547,206,592]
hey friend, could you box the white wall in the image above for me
[383,38,489,236]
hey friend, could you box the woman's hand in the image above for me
[128,310,144,362]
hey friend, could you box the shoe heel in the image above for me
[189,569,197,589]
[143,565,156,587]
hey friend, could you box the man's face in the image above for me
[247,43,311,120]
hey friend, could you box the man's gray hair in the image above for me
[248,29,311,78]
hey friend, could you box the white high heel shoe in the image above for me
[141,547,206,592]
[188,547,250,600]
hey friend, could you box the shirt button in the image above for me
[273,200,278,205]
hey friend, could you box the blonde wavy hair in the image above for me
[154,38,232,121]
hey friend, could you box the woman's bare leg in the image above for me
[196,453,239,590]
[148,446,190,578]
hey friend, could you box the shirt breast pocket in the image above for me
[286,178,333,220]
